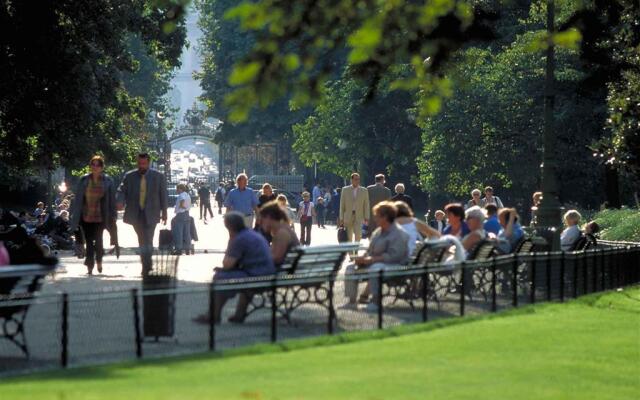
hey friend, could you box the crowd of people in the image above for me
[0,155,602,301]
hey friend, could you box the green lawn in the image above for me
[3,287,639,400]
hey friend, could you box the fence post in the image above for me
[61,292,68,368]
[512,255,518,308]
[208,282,216,351]
[421,269,428,322]
[592,249,598,293]
[327,278,335,335]
[132,288,142,359]
[573,252,579,299]
[600,248,606,291]
[270,278,277,343]
[559,251,565,302]
[459,264,465,317]
[530,256,537,304]
[546,253,552,302]
[582,252,588,296]
[491,257,497,312]
[377,270,383,330]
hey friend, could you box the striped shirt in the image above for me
[83,177,104,223]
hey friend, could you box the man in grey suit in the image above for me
[118,153,168,274]
[367,174,392,233]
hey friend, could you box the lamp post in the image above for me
[536,0,562,248]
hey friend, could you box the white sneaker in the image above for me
[339,302,358,310]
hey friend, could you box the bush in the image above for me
[590,208,640,242]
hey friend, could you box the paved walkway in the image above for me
[1,207,508,375]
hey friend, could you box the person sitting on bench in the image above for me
[207,212,275,324]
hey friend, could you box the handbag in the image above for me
[337,226,348,243]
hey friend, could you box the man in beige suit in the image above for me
[367,174,392,233]
[339,173,370,243]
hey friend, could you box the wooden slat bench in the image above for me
[0,263,58,356]
[221,243,360,323]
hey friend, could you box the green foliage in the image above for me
[197,0,307,147]
[592,208,640,242]
[0,0,187,185]
[292,72,422,183]
[220,0,496,122]
[416,3,610,209]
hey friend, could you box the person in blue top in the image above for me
[224,173,259,229]
[483,204,501,236]
[200,212,275,324]
[442,203,470,239]
[496,208,524,253]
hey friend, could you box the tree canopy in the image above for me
[0,0,187,185]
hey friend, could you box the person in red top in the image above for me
[69,155,117,275]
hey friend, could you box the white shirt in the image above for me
[175,191,191,214]
[561,225,582,251]
[298,201,315,217]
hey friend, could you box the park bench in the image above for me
[238,243,360,322]
[379,240,451,309]
[0,263,58,356]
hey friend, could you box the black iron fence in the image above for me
[1,241,638,376]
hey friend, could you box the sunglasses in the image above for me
[90,163,103,167]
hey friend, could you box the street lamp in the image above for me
[535,0,563,248]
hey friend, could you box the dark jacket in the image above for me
[391,193,414,211]
[69,173,118,238]
[117,168,168,226]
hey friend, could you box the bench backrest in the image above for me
[467,240,499,260]
[409,241,450,266]
[0,264,57,299]
[515,238,535,254]
[286,243,359,275]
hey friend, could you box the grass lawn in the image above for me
[2,287,639,400]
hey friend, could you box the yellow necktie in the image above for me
[139,174,147,210]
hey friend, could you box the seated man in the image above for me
[344,201,409,311]
[483,204,501,236]
[560,210,582,251]
[203,212,276,324]
[496,208,524,254]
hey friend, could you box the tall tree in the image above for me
[0,0,187,186]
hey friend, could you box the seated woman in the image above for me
[443,203,470,239]
[560,210,582,251]
[461,206,486,254]
[496,208,524,253]
[205,212,276,324]
[394,201,440,257]
[259,201,300,269]
[343,201,409,311]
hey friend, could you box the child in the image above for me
[316,197,326,228]
[297,192,315,245]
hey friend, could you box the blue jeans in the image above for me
[172,211,191,252]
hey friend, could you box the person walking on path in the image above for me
[297,191,316,245]
[367,174,392,234]
[339,173,370,243]
[171,183,192,255]
[117,153,168,275]
[481,186,504,208]
[70,155,118,275]
[198,183,213,223]
[390,183,414,212]
[224,173,259,229]
[312,183,322,208]
[214,182,226,214]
